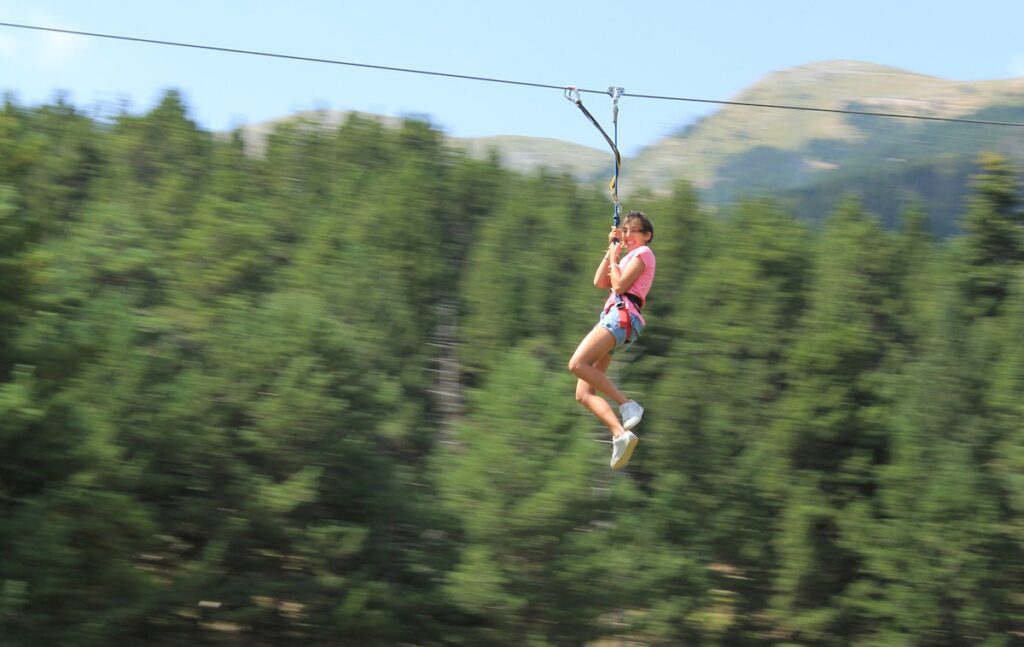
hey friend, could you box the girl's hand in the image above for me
[607,226,624,259]
[607,226,621,246]
[607,238,623,262]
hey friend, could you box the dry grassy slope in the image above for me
[628,60,1024,192]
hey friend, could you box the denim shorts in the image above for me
[597,308,644,348]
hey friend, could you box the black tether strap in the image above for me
[565,86,623,225]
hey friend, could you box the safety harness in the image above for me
[609,291,644,342]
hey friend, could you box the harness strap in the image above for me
[615,294,632,342]
[605,292,643,343]
[564,86,624,227]
[609,86,623,227]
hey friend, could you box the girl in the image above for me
[568,210,656,470]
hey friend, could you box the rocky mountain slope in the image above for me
[628,60,1024,194]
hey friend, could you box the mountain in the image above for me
[628,60,1024,202]
[239,60,1024,232]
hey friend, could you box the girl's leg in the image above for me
[569,326,629,405]
[574,351,625,437]
[569,326,629,436]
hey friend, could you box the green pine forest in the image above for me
[1,91,1023,646]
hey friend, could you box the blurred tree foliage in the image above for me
[0,91,1022,645]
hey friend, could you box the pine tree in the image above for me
[432,341,648,644]
[960,152,1023,318]
[460,171,599,381]
[643,199,811,641]
[756,199,905,642]
[852,259,1018,643]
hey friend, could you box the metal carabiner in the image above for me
[609,86,624,122]
[564,86,582,104]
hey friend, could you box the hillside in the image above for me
[628,60,1024,193]
[237,60,1024,231]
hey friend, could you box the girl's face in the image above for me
[620,220,651,251]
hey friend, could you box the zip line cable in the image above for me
[0,21,578,94]
[626,90,1024,128]
[4,20,1024,130]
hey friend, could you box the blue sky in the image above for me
[2,1,1023,156]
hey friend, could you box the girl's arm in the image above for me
[609,253,646,294]
[594,253,612,288]
[593,227,621,289]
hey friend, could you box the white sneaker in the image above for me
[610,431,639,470]
[619,400,644,430]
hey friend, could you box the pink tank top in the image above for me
[603,245,656,325]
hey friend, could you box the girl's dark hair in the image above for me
[624,209,653,242]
